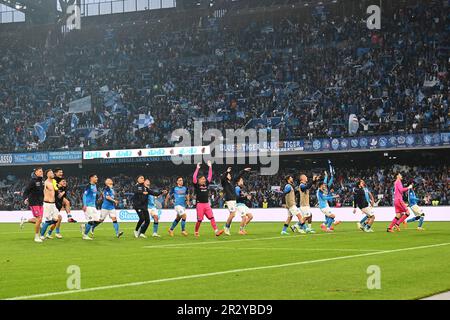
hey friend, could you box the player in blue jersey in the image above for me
[166,177,190,237]
[317,181,341,232]
[406,185,425,231]
[144,179,167,238]
[98,178,124,238]
[80,174,101,240]
[234,177,254,235]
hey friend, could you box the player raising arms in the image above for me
[80,174,101,240]
[166,177,190,237]
[221,167,252,236]
[353,179,375,232]
[39,170,61,241]
[281,175,311,235]
[387,173,413,233]
[406,184,426,231]
[144,178,167,238]
[294,174,320,233]
[193,161,224,237]
[21,167,45,243]
[99,178,124,238]
[317,181,341,232]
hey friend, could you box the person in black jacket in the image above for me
[220,167,251,236]
[353,179,376,232]
[221,167,251,235]
[133,176,166,238]
[21,167,45,243]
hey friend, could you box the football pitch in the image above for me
[1,222,450,300]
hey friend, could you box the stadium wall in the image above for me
[1,207,449,223]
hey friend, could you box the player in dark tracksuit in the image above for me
[132,175,165,238]
[21,167,45,242]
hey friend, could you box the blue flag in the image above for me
[34,118,54,143]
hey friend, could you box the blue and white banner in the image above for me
[48,151,83,162]
[83,146,211,160]
[13,153,49,164]
[68,96,92,113]
[305,133,450,152]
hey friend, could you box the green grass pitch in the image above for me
[1,222,450,300]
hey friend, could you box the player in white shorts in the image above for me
[39,169,61,241]
[234,176,254,235]
[221,167,252,235]
[80,174,101,240]
[166,177,190,237]
[406,186,425,230]
[98,178,123,238]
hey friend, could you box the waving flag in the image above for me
[71,113,79,132]
[33,118,55,143]
[134,114,155,130]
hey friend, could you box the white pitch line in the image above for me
[142,233,331,249]
[4,242,450,300]
[146,246,383,252]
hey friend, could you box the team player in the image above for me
[166,177,190,237]
[193,161,224,237]
[39,170,61,241]
[406,185,426,231]
[293,174,319,233]
[387,173,413,233]
[221,167,252,235]
[80,174,101,240]
[234,174,254,235]
[317,181,341,232]
[21,167,45,243]
[353,179,375,232]
[99,178,124,238]
[53,168,76,223]
[46,178,68,239]
[144,178,167,238]
[281,175,311,235]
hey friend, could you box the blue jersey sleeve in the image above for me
[283,185,292,194]
[235,186,241,197]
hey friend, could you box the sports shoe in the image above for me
[40,235,46,241]
[365,229,374,233]
[290,225,298,233]
[181,231,188,237]
[239,230,246,235]
[55,233,63,239]
[152,233,161,238]
[320,224,327,231]
[224,227,231,236]
[215,230,224,237]
[20,217,27,229]
[326,228,334,233]
[417,227,425,231]
[117,231,124,238]
[308,229,316,234]
[34,236,43,243]
[299,228,306,234]
[194,232,199,237]
[281,231,289,235]
[387,228,394,233]
[394,225,401,232]
[134,230,140,238]
[68,218,77,223]
[82,234,93,240]
[139,233,148,239]
[45,234,53,240]
[168,229,174,237]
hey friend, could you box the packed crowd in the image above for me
[0,1,448,152]
[0,164,448,211]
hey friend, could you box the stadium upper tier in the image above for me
[0,0,448,153]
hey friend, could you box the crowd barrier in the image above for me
[1,207,449,223]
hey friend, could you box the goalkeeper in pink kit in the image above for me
[387,173,413,233]
[193,161,224,237]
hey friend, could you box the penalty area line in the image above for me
[4,242,450,300]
